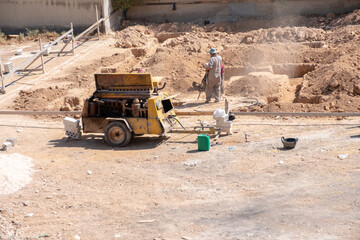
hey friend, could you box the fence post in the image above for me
[39,38,45,74]
[96,5,100,40]
[71,22,75,55]
[0,56,4,93]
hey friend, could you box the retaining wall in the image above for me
[127,0,360,22]
[0,0,102,33]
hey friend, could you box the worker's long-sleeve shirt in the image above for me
[205,54,222,85]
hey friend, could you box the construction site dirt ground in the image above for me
[0,10,360,240]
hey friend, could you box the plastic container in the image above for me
[198,134,210,151]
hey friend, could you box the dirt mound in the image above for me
[327,25,360,45]
[242,27,326,44]
[140,48,207,92]
[60,97,82,111]
[226,72,290,100]
[115,25,155,48]
[10,10,360,113]
[14,87,66,111]
[328,9,360,28]
[295,42,360,110]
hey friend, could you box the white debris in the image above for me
[279,161,284,164]
[184,161,197,167]
[17,128,23,133]
[15,49,23,55]
[337,154,348,160]
[24,213,34,217]
[87,170,92,175]
[0,153,33,194]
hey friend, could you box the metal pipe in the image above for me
[175,111,360,117]
[0,110,359,118]
[0,111,81,115]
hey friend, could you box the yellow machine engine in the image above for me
[81,73,178,146]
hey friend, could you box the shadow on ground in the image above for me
[48,134,168,150]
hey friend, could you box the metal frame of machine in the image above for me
[79,73,178,146]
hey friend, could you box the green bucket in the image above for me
[198,134,210,151]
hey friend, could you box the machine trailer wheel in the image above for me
[104,121,132,147]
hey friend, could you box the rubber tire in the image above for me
[104,121,132,147]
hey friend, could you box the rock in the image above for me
[60,103,71,111]
[169,40,177,47]
[124,41,132,48]
[238,107,249,112]
[297,31,306,41]
[25,213,34,217]
[326,12,335,19]
[329,80,339,88]
[131,48,147,57]
[245,37,253,44]
[354,84,360,94]
[267,96,278,103]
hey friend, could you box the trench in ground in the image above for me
[224,63,316,104]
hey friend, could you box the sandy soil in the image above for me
[0,9,360,240]
[0,115,360,239]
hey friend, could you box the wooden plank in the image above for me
[57,35,72,56]
[74,18,104,41]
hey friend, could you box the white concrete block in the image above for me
[63,117,81,139]
[2,142,12,151]
[4,62,13,73]
[6,137,17,147]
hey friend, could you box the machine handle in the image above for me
[158,82,167,90]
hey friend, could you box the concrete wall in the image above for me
[127,0,360,22]
[0,0,102,33]
[1,0,359,33]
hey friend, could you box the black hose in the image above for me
[172,116,186,130]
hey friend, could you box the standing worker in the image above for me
[204,48,223,103]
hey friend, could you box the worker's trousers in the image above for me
[205,81,221,102]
